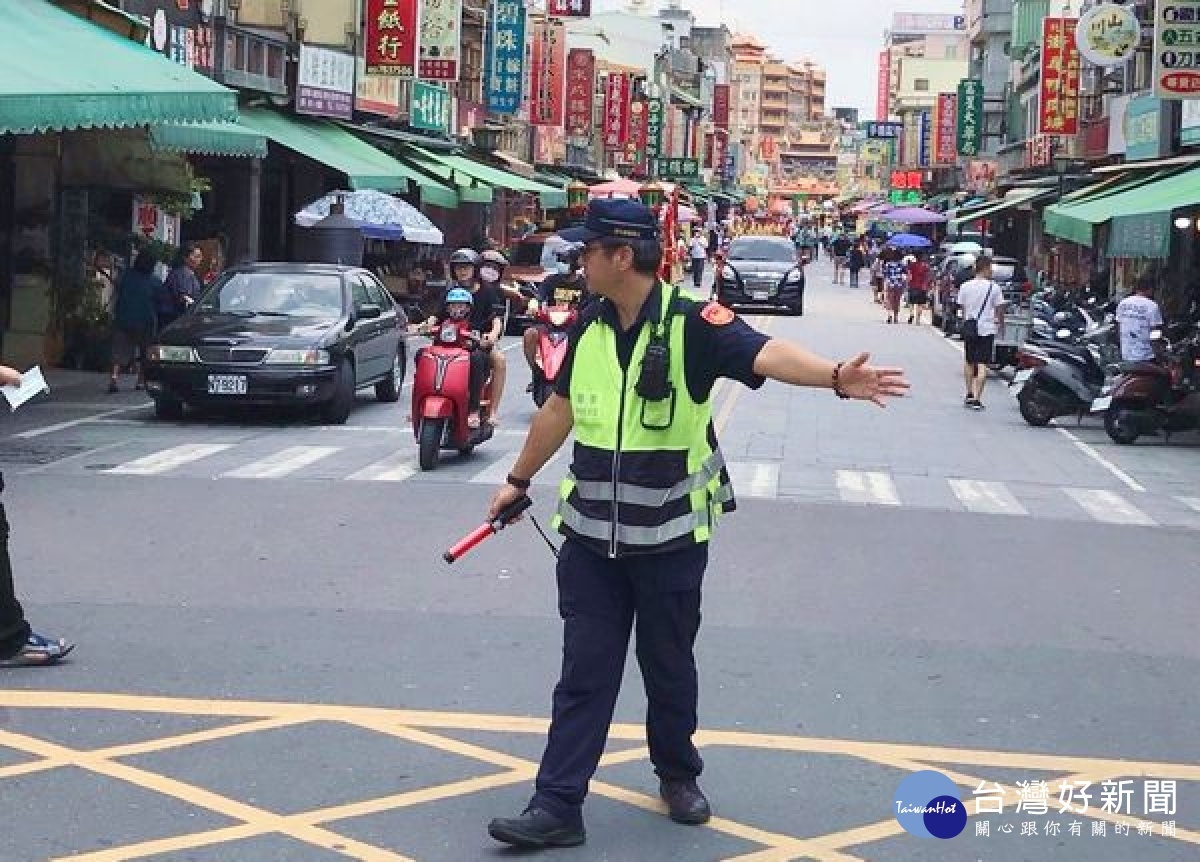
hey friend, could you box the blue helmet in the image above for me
[445,288,474,305]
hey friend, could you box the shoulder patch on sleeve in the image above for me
[700,302,735,326]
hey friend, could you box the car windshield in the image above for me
[728,239,795,262]
[197,273,344,318]
[992,264,1017,281]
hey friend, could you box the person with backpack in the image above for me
[955,255,1008,410]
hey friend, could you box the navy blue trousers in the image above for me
[531,538,707,823]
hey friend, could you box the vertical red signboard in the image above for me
[364,0,419,76]
[877,49,890,122]
[935,92,957,164]
[565,49,595,136]
[713,84,730,129]
[603,72,630,150]
[1039,17,1080,136]
[531,18,566,127]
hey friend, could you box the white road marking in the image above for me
[726,461,781,499]
[1063,488,1156,527]
[345,451,417,482]
[836,470,900,506]
[14,404,149,439]
[106,443,234,476]
[1055,428,1146,493]
[221,446,341,479]
[948,479,1028,516]
[1179,497,1200,514]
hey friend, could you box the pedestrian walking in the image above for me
[905,253,932,325]
[1,363,74,668]
[847,241,866,288]
[688,232,708,290]
[882,249,908,324]
[108,250,160,394]
[484,199,909,850]
[157,244,204,330]
[956,255,1008,410]
[831,233,852,284]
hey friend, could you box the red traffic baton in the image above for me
[443,495,534,564]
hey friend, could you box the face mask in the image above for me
[479,266,501,283]
[556,262,571,275]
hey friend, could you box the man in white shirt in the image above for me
[1116,275,1164,362]
[688,233,709,289]
[955,256,1008,409]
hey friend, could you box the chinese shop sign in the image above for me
[411,81,450,132]
[547,0,591,15]
[1039,17,1080,136]
[484,0,526,114]
[1153,0,1200,97]
[365,0,419,77]
[713,84,730,129]
[530,17,566,126]
[624,99,648,166]
[565,48,595,136]
[418,0,462,80]
[935,92,957,164]
[646,97,664,161]
[956,78,983,156]
[603,72,631,150]
[654,158,700,179]
[296,45,355,120]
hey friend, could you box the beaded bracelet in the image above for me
[832,362,851,400]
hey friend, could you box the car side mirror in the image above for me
[356,303,383,320]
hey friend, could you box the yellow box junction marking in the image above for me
[0,689,1195,862]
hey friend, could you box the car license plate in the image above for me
[207,374,247,395]
[1091,395,1112,412]
[752,290,769,301]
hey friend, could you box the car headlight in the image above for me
[147,345,198,363]
[264,348,330,365]
[785,269,803,283]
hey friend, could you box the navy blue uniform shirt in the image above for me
[554,282,770,404]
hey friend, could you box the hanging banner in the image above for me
[530,17,566,126]
[565,48,595,136]
[918,109,931,167]
[547,0,591,15]
[418,0,462,80]
[935,92,957,164]
[603,72,631,150]
[646,97,664,162]
[1039,17,1080,135]
[956,78,983,156]
[1153,0,1200,97]
[713,83,731,129]
[411,81,450,132]
[364,0,419,77]
[485,0,527,114]
[712,132,727,178]
[624,98,648,166]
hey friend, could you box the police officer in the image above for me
[485,200,908,849]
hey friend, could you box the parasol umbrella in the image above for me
[884,232,934,250]
[879,206,948,225]
[294,190,444,244]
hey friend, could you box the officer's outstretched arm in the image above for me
[752,339,838,389]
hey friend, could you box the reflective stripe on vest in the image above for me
[556,502,712,548]
[565,449,727,509]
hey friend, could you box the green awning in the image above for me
[1044,170,1178,246]
[150,121,267,159]
[0,0,236,135]
[949,188,1052,229]
[427,152,568,208]
[239,108,458,207]
[396,147,496,205]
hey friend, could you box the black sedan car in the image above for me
[144,263,407,423]
[715,236,805,314]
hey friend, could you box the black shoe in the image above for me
[487,808,586,848]
[660,779,711,825]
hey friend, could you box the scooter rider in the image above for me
[422,248,506,425]
[411,288,489,430]
[523,243,590,380]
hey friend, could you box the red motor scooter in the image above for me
[410,321,494,470]
[530,304,578,407]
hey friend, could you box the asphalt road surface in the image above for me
[2,257,1198,862]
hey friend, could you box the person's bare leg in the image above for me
[963,362,974,400]
[489,350,507,425]
[523,327,539,374]
[973,364,988,402]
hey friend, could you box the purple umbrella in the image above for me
[878,206,948,224]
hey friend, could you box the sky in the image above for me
[594,0,968,117]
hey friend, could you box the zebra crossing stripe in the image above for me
[836,471,899,506]
[221,446,341,480]
[1063,489,1157,527]
[106,443,234,475]
[726,461,780,499]
[949,480,1028,516]
[1179,497,1200,514]
[346,452,417,482]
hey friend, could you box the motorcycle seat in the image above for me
[1118,361,1170,376]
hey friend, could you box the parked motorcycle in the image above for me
[410,321,495,470]
[1011,340,1110,426]
[529,302,578,408]
[1095,324,1200,445]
